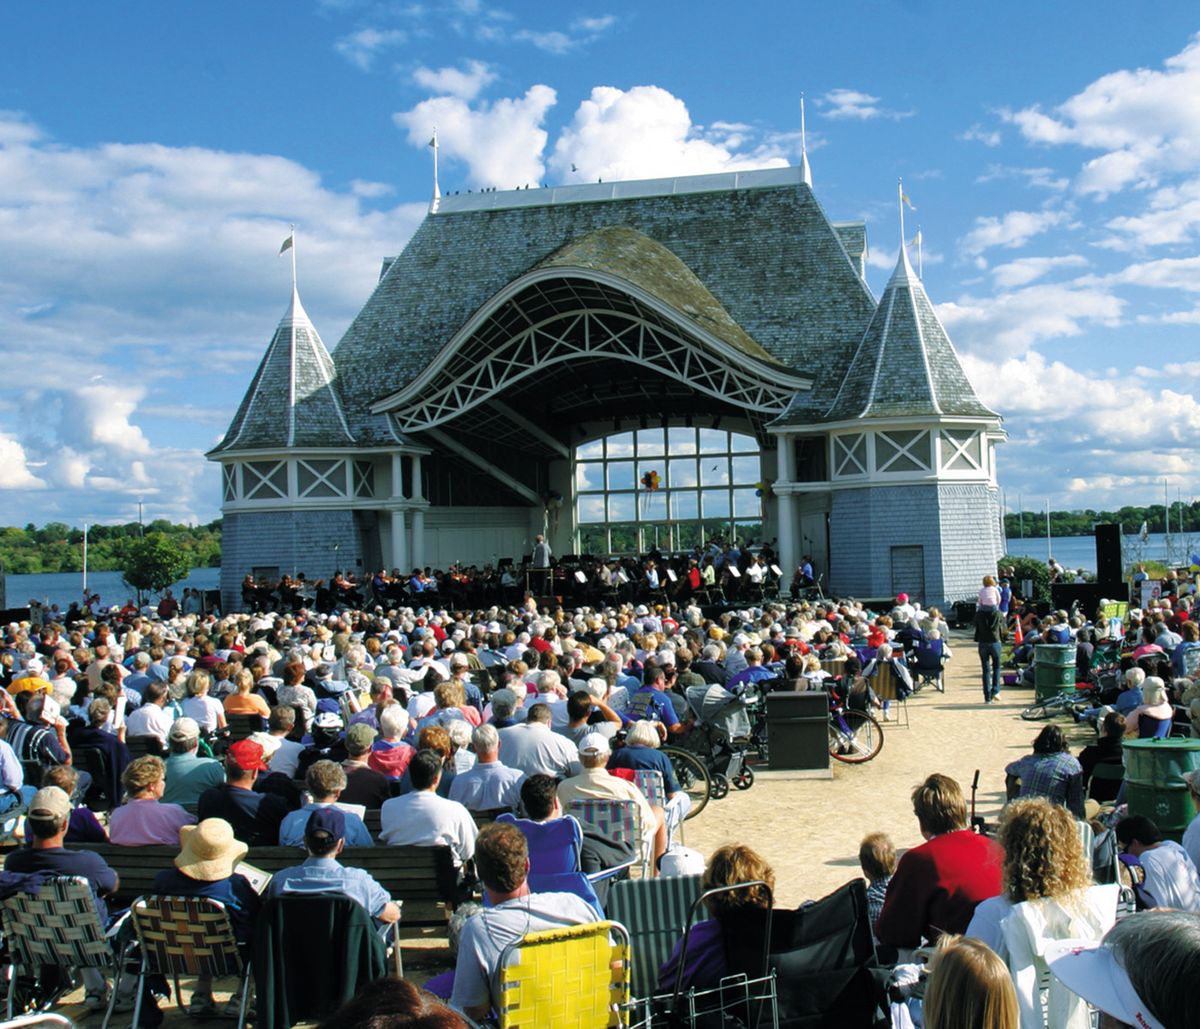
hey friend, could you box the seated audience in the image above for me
[923,935,1018,1029]
[447,724,524,812]
[152,817,262,1017]
[340,723,392,809]
[447,822,597,1020]
[278,759,373,848]
[875,773,1002,949]
[379,749,477,869]
[859,831,896,935]
[108,755,196,846]
[161,716,224,807]
[657,843,775,992]
[197,739,290,846]
[1115,814,1200,912]
[1005,725,1085,818]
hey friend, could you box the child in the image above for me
[859,831,896,936]
[977,574,1001,613]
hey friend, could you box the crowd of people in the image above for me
[0,566,1195,1028]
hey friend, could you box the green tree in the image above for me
[117,533,191,605]
[1002,554,1052,603]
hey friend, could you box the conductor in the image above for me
[530,534,552,596]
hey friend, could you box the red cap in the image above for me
[228,739,269,772]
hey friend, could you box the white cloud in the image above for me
[975,165,1069,191]
[548,85,789,184]
[1005,34,1200,197]
[514,29,573,54]
[820,88,912,121]
[937,281,1123,356]
[960,124,1001,147]
[1101,176,1200,249]
[334,27,407,71]
[393,85,556,188]
[0,112,427,522]
[412,59,496,100]
[990,255,1088,289]
[958,209,1069,257]
[1106,255,1200,292]
[0,435,45,490]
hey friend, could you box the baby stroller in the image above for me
[680,682,758,799]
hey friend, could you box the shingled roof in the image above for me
[331,169,877,438]
[805,246,998,424]
[211,288,356,455]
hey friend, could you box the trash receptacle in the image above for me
[1034,644,1076,703]
[766,691,830,772]
[1123,737,1200,841]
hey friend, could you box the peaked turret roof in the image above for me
[210,288,356,454]
[815,246,998,424]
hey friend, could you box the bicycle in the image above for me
[661,745,711,817]
[827,693,884,763]
[1020,682,1102,722]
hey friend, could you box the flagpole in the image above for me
[82,522,88,597]
[916,225,923,279]
[898,178,906,253]
[289,223,297,292]
[429,127,441,214]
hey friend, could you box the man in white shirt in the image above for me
[498,704,580,779]
[448,725,524,812]
[124,681,174,745]
[531,670,569,730]
[379,750,477,868]
[1116,814,1200,912]
[557,733,666,871]
[450,820,595,1020]
[266,706,306,779]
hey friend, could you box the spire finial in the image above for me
[279,225,297,293]
[799,94,812,187]
[429,127,441,214]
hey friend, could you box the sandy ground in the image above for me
[47,630,1093,1023]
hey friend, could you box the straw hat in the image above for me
[175,818,248,881]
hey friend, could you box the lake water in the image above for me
[3,567,221,612]
[1004,531,1195,574]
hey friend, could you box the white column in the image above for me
[411,455,424,500]
[389,509,408,573]
[390,453,404,499]
[775,436,797,580]
[411,508,425,568]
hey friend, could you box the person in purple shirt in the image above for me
[108,756,196,847]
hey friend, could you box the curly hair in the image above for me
[997,797,1091,903]
[703,844,775,917]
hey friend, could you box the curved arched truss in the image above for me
[372,268,809,434]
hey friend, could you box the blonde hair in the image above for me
[983,574,996,587]
[997,797,1092,903]
[186,670,212,697]
[859,832,897,881]
[1142,676,1167,706]
[121,755,165,797]
[924,936,1018,1029]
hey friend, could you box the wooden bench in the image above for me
[73,842,461,933]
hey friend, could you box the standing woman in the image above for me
[974,605,1005,704]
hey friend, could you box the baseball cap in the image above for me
[227,739,270,772]
[345,723,378,752]
[305,806,346,854]
[578,732,611,757]
[1046,938,1165,1029]
[313,711,345,730]
[896,593,909,603]
[169,717,201,742]
[29,786,71,822]
[658,846,705,878]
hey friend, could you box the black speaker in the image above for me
[1095,523,1122,584]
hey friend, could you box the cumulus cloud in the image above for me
[393,85,556,188]
[989,255,1088,289]
[412,59,497,100]
[0,111,426,522]
[1101,176,1200,249]
[334,28,407,70]
[548,85,789,183]
[821,88,912,121]
[937,281,1124,356]
[1004,34,1200,197]
[975,165,1069,191]
[958,209,1070,257]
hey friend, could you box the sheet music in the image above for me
[666,569,678,582]
[574,570,587,583]
[727,565,742,578]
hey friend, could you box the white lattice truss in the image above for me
[373,270,808,433]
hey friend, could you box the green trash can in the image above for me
[1034,644,1076,703]
[1123,738,1200,841]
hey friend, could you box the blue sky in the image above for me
[1,1,1198,528]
